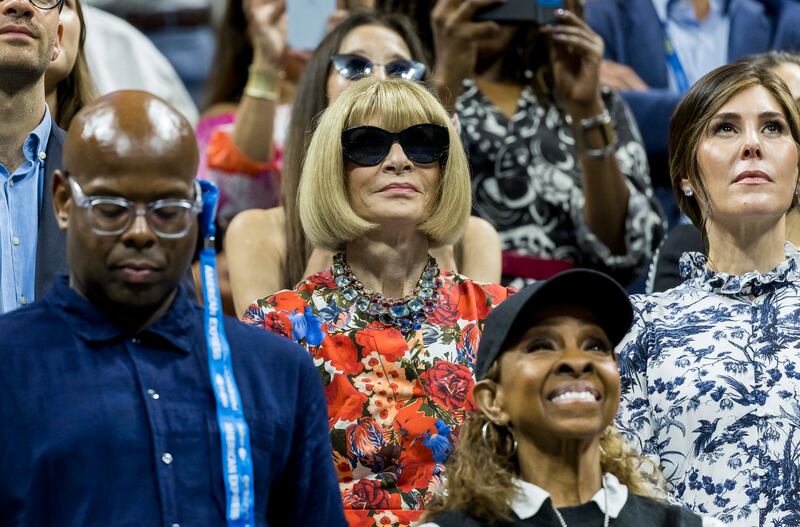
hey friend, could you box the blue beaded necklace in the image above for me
[332,252,442,333]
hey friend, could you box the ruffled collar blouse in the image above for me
[616,243,800,526]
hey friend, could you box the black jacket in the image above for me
[34,125,68,299]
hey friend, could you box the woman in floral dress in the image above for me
[243,78,511,527]
[616,62,800,526]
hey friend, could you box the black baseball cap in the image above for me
[475,269,634,380]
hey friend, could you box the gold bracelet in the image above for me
[244,66,283,101]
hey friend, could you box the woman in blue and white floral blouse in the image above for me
[616,61,800,527]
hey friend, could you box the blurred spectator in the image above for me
[84,0,215,105]
[200,0,287,223]
[586,0,800,223]
[224,9,502,315]
[44,0,97,129]
[0,0,68,312]
[430,0,665,288]
[82,5,199,124]
[647,50,800,293]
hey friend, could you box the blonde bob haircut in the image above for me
[298,78,472,250]
[669,62,800,236]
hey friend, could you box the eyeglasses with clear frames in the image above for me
[67,175,203,239]
[28,0,64,11]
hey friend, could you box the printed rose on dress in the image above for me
[342,479,401,510]
[322,334,364,376]
[355,326,409,362]
[426,282,460,327]
[269,289,309,312]
[419,361,476,413]
[455,281,493,322]
[327,374,368,423]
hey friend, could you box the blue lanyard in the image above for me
[198,180,255,527]
[659,20,690,93]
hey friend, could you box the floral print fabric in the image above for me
[457,80,665,286]
[242,269,511,527]
[616,243,800,526]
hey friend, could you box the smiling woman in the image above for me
[617,62,800,526]
[419,270,718,527]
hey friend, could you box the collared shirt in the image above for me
[617,242,800,526]
[418,474,722,526]
[0,107,51,313]
[0,275,346,527]
[651,0,730,90]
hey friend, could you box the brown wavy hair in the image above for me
[669,62,800,239]
[424,362,665,523]
[52,0,97,129]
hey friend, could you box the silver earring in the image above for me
[683,186,694,197]
[481,420,518,458]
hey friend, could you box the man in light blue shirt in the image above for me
[587,0,800,223]
[0,0,66,313]
[651,0,731,91]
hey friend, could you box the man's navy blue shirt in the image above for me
[0,275,346,527]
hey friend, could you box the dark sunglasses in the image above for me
[330,53,427,82]
[342,124,449,166]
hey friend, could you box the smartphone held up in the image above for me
[474,0,564,25]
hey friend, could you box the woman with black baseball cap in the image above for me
[419,269,719,527]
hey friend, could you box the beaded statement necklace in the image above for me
[331,252,442,333]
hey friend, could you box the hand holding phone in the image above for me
[474,0,564,25]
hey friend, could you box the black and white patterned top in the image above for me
[456,79,665,285]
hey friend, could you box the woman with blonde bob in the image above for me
[243,78,511,527]
[420,269,719,527]
[617,62,800,525]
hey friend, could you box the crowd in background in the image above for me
[2,0,800,526]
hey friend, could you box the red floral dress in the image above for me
[242,269,512,527]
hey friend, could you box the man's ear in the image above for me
[52,170,70,230]
[473,379,511,427]
[51,21,64,62]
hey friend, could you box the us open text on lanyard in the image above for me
[199,180,255,527]
[659,19,690,94]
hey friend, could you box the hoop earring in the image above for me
[482,421,518,458]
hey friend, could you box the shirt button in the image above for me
[12,236,19,246]
[20,296,27,305]
[147,388,160,400]
[161,452,173,465]
[131,337,141,345]
[38,151,46,160]
[8,179,13,188]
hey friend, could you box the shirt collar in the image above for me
[680,241,800,295]
[652,0,728,24]
[22,105,53,165]
[511,473,628,520]
[45,274,197,353]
